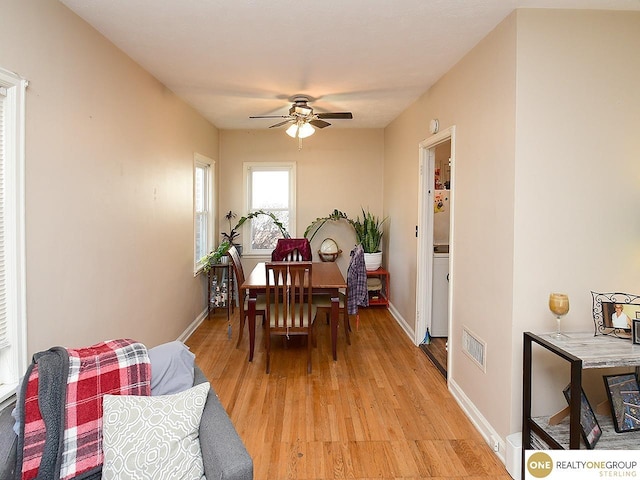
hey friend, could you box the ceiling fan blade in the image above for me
[316,112,353,120]
[250,115,292,119]
[309,119,331,128]
[269,119,294,128]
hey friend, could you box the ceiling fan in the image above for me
[249,95,353,139]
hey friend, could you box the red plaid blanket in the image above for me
[18,339,151,480]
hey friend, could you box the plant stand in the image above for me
[207,263,235,338]
[365,268,389,308]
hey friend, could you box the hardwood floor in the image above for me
[186,307,510,480]
[420,338,448,379]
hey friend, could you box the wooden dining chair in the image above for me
[227,245,266,349]
[313,290,350,345]
[264,261,317,374]
[272,238,350,343]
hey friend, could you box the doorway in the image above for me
[416,127,455,378]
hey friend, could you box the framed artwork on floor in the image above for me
[562,384,602,449]
[633,319,640,345]
[603,373,640,433]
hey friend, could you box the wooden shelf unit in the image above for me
[207,262,234,321]
[523,331,640,461]
[366,268,389,307]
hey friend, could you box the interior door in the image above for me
[415,127,455,347]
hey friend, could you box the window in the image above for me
[243,163,296,256]
[0,67,27,406]
[194,154,214,274]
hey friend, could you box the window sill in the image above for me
[193,265,205,277]
[238,253,271,260]
[0,382,17,411]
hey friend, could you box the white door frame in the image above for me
[415,126,455,346]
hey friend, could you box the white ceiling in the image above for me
[60,0,640,130]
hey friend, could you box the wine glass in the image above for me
[549,293,569,339]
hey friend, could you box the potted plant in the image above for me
[200,240,231,273]
[221,211,241,254]
[349,208,387,271]
[303,208,388,269]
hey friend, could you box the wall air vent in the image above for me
[462,327,486,372]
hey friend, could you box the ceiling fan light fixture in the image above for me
[298,122,315,138]
[285,123,299,138]
[251,97,351,149]
[292,105,313,116]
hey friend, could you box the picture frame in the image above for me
[562,384,602,449]
[603,373,640,433]
[633,319,640,345]
[591,291,640,339]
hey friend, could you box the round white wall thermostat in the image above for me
[429,119,439,134]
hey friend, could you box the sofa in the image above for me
[0,364,253,480]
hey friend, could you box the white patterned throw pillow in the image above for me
[102,382,209,480]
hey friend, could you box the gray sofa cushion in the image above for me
[149,341,195,395]
[194,368,253,480]
[0,366,252,480]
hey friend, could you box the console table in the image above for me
[523,331,640,453]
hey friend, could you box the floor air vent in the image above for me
[462,327,486,372]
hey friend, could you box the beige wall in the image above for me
[385,8,640,453]
[219,129,384,276]
[0,0,219,354]
[5,0,639,462]
[512,9,640,425]
[385,12,517,442]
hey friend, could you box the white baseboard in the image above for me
[387,306,509,473]
[178,308,208,343]
[388,302,416,343]
[448,377,506,465]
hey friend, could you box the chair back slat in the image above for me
[285,250,305,261]
[265,262,313,330]
[264,261,316,374]
[227,245,244,285]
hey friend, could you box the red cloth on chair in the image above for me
[271,238,312,261]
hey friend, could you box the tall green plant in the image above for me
[303,209,350,242]
[234,210,290,239]
[349,208,387,253]
[221,210,240,244]
[200,240,231,273]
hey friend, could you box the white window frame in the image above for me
[0,67,28,407]
[242,162,296,257]
[193,154,215,275]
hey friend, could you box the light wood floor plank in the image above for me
[186,307,509,479]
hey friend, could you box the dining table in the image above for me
[241,261,347,362]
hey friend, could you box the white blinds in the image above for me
[194,163,208,263]
[0,68,27,393]
[0,87,8,350]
